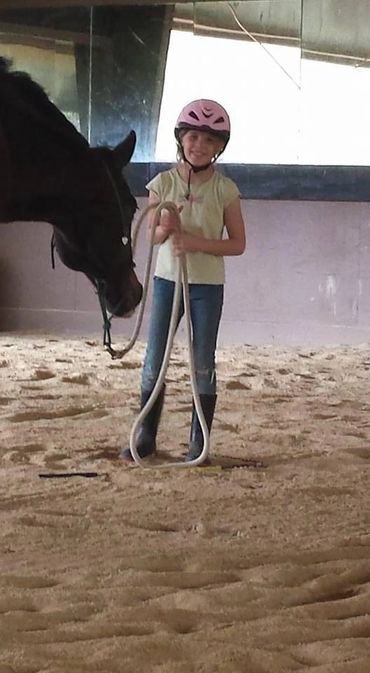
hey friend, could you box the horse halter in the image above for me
[96,159,134,355]
[50,158,135,356]
[101,160,131,247]
[96,278,115,355]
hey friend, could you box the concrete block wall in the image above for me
[1,198,370,346]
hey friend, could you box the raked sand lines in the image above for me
[1,545,370,671]
[1,335,370,671]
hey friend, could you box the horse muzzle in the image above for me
[107,275,143,317]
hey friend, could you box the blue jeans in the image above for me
[142,277,224,395]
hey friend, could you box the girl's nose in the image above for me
[194,136,206,150]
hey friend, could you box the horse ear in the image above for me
[114,130,136,167]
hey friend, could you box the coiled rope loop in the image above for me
[122,201,210,468]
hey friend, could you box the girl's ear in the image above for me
[215,137,227,158]
[217,138,226,152]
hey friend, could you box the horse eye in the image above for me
[122,236,129,246]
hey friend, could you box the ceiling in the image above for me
[1,1,370,64]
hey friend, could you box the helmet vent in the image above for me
[189,111,200,121]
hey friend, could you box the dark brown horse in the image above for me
[0,57,142,318]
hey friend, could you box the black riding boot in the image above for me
[185,394,217,463]
[120,385,165,461]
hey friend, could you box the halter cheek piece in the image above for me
[50,159,132,356]
[97,160,134,353]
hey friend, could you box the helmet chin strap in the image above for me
[183,152,214,200]
[187,159,212,173]
[180,142,225,200]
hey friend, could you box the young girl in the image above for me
[121,99,246,463]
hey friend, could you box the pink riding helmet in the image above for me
[175,99,231,146]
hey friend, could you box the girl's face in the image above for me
[180,130,224,167]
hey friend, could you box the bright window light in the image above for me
[156,30,301,164]
[156,29,370,166]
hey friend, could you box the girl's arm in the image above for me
[146,191,181,245]
[172,197,246,257]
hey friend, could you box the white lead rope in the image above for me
[123,200,210,467]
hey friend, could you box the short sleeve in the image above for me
[222,177,240,208]
[146,173,164,198]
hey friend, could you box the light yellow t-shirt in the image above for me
[146,167,240,284]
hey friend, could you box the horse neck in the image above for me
[4,145,98,231]
[0,79,93,228]
[0,128,11,220]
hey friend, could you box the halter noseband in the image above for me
[95,160,133,356]
[50,158,133,358]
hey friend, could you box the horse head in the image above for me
[0,58,142,319]
[52,130,142,317]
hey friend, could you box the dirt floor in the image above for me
[1,333,370,673]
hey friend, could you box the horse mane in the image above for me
[0,57,90,154]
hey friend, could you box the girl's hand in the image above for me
[171,231,203,256]
[147,192,184,244]
[160,206,183,237]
